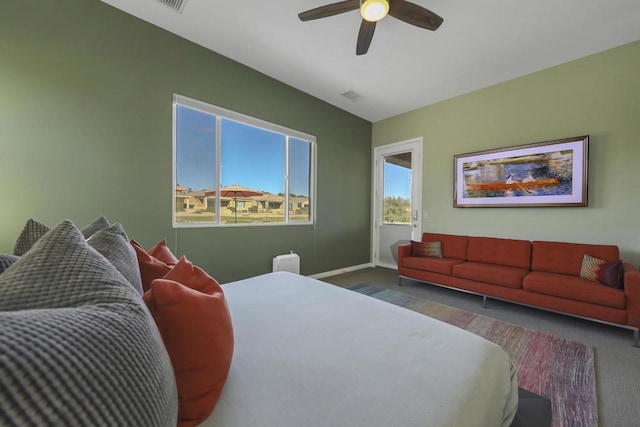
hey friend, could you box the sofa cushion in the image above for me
[403,256,465,275]
[0,220,178,426]
[467,237,531,270]
[144,256,233,427]
[452,262,528,289]
[422,233,468,260]
[523,271,625,309]
[580,254,624,289]
[411,240,443,258]
[531,241,619,276]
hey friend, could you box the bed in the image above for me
[1,219,518,426]
[202,271,519,427]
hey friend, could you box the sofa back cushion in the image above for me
[531,241,620,276]
[422,233,468,260]
[467,237,532,269]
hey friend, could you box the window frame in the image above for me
[172,94,317,228]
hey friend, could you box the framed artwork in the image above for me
[453,136,589,207]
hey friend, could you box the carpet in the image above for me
[347,284,597,427]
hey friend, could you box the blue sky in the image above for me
[176,105,310,196]
[384,161,411,198]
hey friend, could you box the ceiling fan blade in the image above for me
[388,0,443,30]
[356,19,376,55]
[298,0,360,21]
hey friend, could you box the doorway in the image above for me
[373,138,423,269]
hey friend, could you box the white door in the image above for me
[373,138,423,269]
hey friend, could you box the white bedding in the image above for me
[202,272,518,427]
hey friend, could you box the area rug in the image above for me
[347,284,597,427]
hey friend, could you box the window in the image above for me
[383,153,412,225]
[173,94,316,227]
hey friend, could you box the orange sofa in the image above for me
[398,233,640,345]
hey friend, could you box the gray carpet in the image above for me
[321,267,640,427]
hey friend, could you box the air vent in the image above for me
[341,90,365,103]
[157,0,188,13]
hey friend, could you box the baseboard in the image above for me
[375,261,398,270]
[309,263,374,279]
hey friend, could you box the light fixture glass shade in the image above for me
[360,0,389,22]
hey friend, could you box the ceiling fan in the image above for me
[298,0,443,55]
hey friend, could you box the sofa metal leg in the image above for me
[398,277,402,286]
[482,295,488,308]
[634,329,639,348]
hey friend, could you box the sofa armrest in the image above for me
[623,263,640,328]
[397,244,412,275]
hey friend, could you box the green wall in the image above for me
[0,0,372,282]
[373,40,640,265]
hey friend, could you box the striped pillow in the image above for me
[580,253,623,289]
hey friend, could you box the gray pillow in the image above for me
[101,222,128,239]
[80,215,110,239]
[0,254,19,274]
[87,223,143,295]
[12,216,110,257]
[12,218,50,256]
[0,220,177,426]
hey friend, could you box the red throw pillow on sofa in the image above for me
[131,240,176,292]
[580,253,624,289]
[144,257,234,427]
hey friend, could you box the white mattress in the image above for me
[202,272,518,427]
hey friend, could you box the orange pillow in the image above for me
[148,238,179,266]
[144,257,234,427]
[130,240,172,292]
[162,255,221,292]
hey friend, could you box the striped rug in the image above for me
[347,284,597,427]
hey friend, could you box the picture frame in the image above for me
[453,136,589,208]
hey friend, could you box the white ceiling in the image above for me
[101,0,640,122]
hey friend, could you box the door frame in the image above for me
[372,137,423,268]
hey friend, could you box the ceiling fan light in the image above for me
[360,0,389,22]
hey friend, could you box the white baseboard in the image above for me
[375,261,398,270]
[309,263,374,279]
